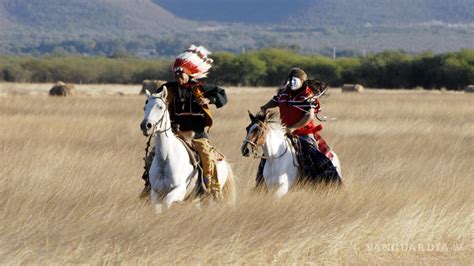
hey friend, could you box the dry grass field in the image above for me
[0,84,472,264]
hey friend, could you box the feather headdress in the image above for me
[172,45,213,79]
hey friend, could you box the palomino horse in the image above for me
[241,111,342,198]
[140,87,236,212]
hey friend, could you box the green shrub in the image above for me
[0,49,472,89]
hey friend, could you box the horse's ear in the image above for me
[162,85,168,99]
[145,88,151,96]
[264,110,270,121]
[248,110,255,121]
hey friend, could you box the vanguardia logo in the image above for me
[365,243,463,252]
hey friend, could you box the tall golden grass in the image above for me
[0,87,472,264]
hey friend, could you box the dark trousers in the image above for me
[298,135,341,184]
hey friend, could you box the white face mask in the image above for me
[289,76,302,91]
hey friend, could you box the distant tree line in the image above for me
[9,38,186,58]
[1,49,473,90]
[0,55,174,84]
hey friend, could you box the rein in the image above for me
[244,139,290,160]
[244,121,290,160]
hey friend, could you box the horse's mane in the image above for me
[258,110,285,132]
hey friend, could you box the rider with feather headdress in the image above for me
[141,45,228,199]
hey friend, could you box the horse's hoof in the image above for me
[154,204,163,214]
[195,202,202,210]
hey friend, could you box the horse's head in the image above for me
[241,110,271,157]
[140,86,169,136]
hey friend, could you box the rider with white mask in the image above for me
[256,67,341,188]
[289,75,303,91]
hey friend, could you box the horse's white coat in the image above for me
[141,89,233,212]
[259,124,299,198]
[246,121,342,198]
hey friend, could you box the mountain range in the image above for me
[0,0,473,56]
[154,0,474,26]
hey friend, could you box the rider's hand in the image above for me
[286,127,294,135]
[196,97,210,106]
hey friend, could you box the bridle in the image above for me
[145,95,172,136]
[243,120,289,159]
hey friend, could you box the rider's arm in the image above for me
[202,85,228,108]
[260,98,278,112]
[287,88,318,130]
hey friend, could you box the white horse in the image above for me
[241,111,341,198]
[140,87,236,212]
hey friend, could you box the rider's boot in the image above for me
[209,171,221,200]
[193,137,220,200]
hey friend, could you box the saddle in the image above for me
[175,133,225,166]
[175,132,225,200]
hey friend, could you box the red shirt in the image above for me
[273,86,322,136]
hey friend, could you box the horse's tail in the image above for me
[222,162,237,206]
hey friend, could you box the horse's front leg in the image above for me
[150,189,163,214]
[274,177,290,198]
[265,174,290,198]
[163,184,187,210]
[264,163,290,198]
[149,160,166,213]
[150,181,166,214]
